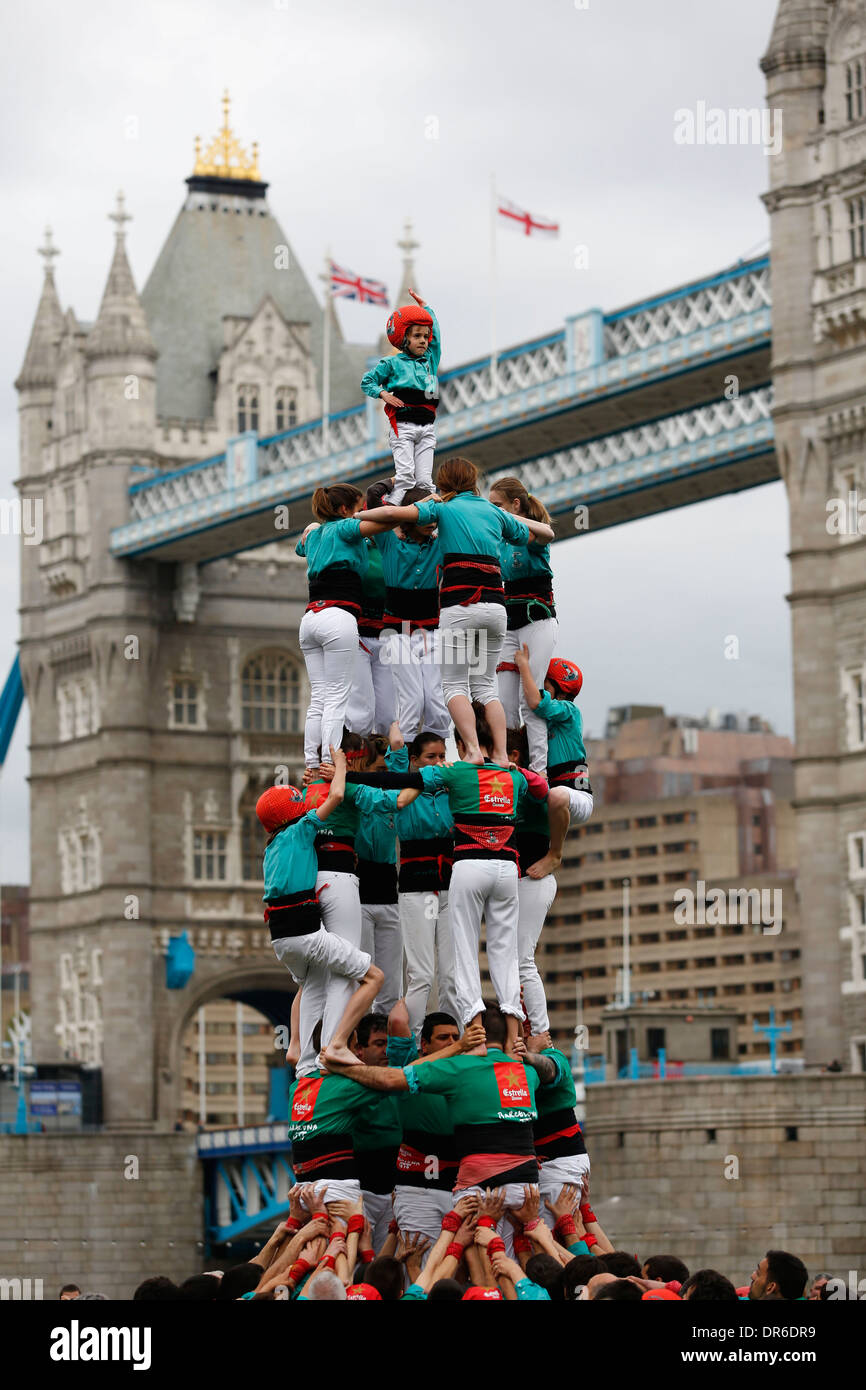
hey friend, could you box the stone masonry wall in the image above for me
[584,1075,866,1286]
[0,1134,202,1300]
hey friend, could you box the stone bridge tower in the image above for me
[14,99,378,1127]
[761,0,866,1069]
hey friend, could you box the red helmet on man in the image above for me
[386,304,433,350]
[547,657,583,698]
[255,785,305,833]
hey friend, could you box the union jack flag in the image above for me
[328,261,389,305]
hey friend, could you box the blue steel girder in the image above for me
[204,1149,295,1244]
[109,257,771,564]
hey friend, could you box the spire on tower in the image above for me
[380,219,422,355]
[15,228,65,390]
[85,192,156,361]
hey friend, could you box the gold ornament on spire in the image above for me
[192,90,261,181]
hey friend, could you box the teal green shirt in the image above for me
[374,529,441,591]
[262,810,325,900]
[295,517,367,577]
[414,493,529,557]
[534,691,587,767]
[303,780,399,842]
[387,746,454,840]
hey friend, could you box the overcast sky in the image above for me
[0,0,790,882]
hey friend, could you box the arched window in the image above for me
[847,59,866,123]
[275,387,298,433]
[239,784,265,882]
[241,651,301,733]
[237,384,260,434]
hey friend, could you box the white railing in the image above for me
[438,337,567,415]
[603,264,770,357]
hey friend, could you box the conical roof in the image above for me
[379,218,421,357]
[761,1,830,73]
[15,229,65,390]
[86,193,157,361]
[141,178,371,422]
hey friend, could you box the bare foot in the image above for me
[527,852,561,880]
[464,745,484,765]
[491,750,509,767]
[322,1042,362,1069]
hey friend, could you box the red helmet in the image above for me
[386,304,433,350]
[255,785,305,832]
[547,657,583,698]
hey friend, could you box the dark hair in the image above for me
[593,1278,643,1301]
[400,483,436,541]
[427,1277,465,1302]
[177,1274,221,1301]
[363,1256,404,1301]
[216,1262,262,1301]
[403,484,434,506]
[506,726,528,766]
[526,1253,566,1301]
[602,1251,642,1279]
[643,1255,689,1285]
[312,483,363,522]
[488,475,550,524]
[340,730,367,757]
[680,1268,738,1301]
[355,1013,388,1048]
[454,702,494,757]
[481,1005,508,1048]
[409,731,447,759]
[366,479,391,510]
[59,1284,80,1297]
[364,734,389,766]
[765,1249,808,1301]
[436,456,478,500]
[421,1012,459,1044]
[133,1276,179,1301]
[562,1254,599,1300]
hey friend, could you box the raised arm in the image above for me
[514,643,543,711]
[316,747,346,823]
[522,1048,559,1086]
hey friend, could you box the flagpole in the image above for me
[489,172,498,395]
[321,247,331,455]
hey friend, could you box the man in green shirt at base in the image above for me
[323,1004,550,1256]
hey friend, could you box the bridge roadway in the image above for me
[110,256,774,564]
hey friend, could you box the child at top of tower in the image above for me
[360,288,441,505]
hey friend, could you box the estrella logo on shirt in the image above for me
[291,1077,323,1123]
[477,769,515,814]
[493,1062,531,1109]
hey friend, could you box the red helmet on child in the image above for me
[547,657,583,698]
[386,304,433,350]
[255,785,305,833]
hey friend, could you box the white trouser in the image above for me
[384,628,450,741]
[438,602,507,706]
[299,606,359,766]
[360,1190,394,1255]
[316,1178,362,1207]
[538,1154,591,1230]
[274,922,371,1080]
[456,1182,538,1260]
[517,874,556,1034]
[345,636,395,736]
[291,870,364,1077]
[387,422,436,505]
[498,618,559,773]
[401,890,458,1039]
[566,788,594,826]
[393,1188,455,1263]
[449,858,520,1025]
[360,901,403,1015]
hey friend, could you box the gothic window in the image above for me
[173,678,199,726]
[241,651,301,733]
[63,387,76,436]
[193,830,228,882]
[842,666,866,750]
[847,194,866,260]
[842,889,866,994]
[845,58,865,123]
[849,832,866,879]
[64,483,76,536]
[239,786,265,882]
[59,827,101,893]
[275,387,297,433]
[57,676,99,742]
[237,384,260,434]
[822,203,834,267]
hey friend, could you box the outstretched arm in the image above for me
[522,1049,559,1086]
[320,1060,409,1091]
[514,643,543,711]
[357,505,420,528]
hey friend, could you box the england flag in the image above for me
[497,198,560,238]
